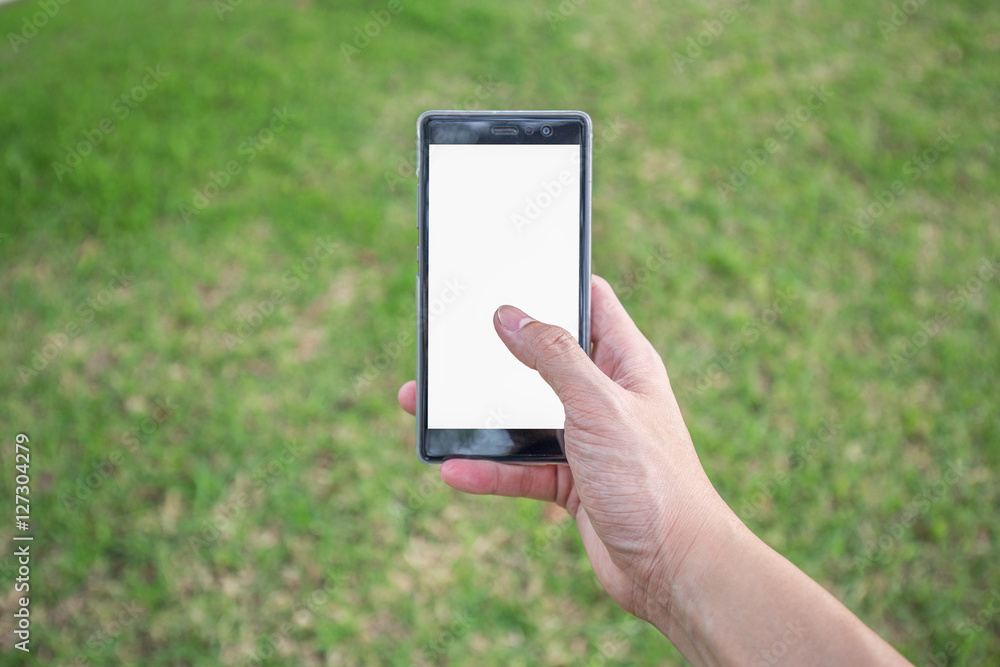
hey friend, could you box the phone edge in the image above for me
[414,110,593,465]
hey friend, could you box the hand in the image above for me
[398,275,735,623]
[399,275,912,665]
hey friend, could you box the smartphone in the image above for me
[416,110,592,463]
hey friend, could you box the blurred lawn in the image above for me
[1,0,998,664]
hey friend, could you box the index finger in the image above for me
[398,380,416,415]
[589,274,668,394]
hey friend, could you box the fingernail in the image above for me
[497,305,535,332]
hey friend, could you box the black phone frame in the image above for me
[415,110,592,464]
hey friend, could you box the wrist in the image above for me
[639,492,754,641]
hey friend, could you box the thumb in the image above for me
[494,305,616,415]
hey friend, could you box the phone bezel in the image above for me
[416,110,592,464]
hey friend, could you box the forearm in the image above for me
[644,507,912,666]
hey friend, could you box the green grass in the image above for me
[1,0,998,663]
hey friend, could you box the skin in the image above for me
[399,275,912,666]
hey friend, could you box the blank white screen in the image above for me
[428,143,581,429]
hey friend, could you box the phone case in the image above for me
[415,111,592,464]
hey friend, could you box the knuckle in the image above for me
[564,383,629,430]
[533,326,579,360]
